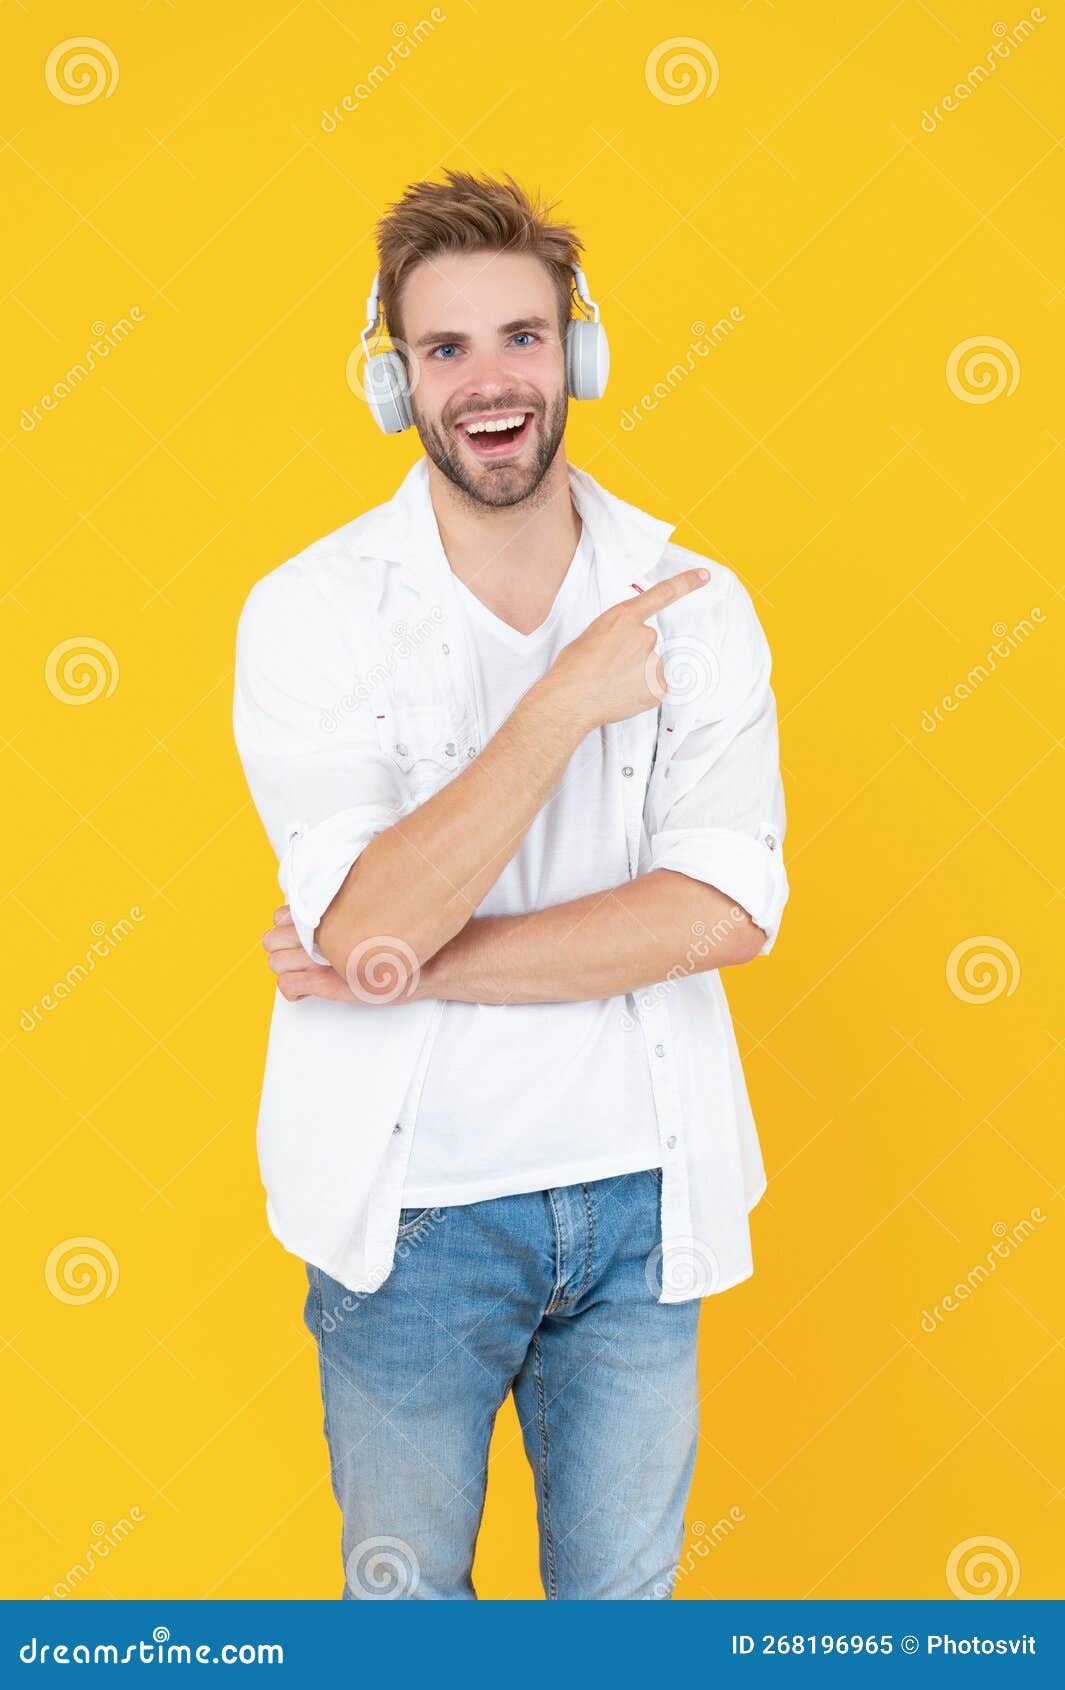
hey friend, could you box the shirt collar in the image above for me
[344,454,677,603]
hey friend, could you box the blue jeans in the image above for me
[301,1167,702,1600]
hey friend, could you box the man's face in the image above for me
[400,250,569,508]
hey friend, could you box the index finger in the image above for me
[621,566,710,619]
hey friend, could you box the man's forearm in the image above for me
[416,869,765,1004]
[316,675,586,980]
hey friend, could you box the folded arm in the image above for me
[411,871,763,1003]
[256,563,789,1007]
[265,870,761,1004]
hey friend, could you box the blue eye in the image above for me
[432,344,458,360]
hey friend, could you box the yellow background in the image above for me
[2,0,1062,1601]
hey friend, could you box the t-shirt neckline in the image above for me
[453,526,590,651]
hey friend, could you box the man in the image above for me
[233,169,789,1600]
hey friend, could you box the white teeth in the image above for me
[463,413,527,436]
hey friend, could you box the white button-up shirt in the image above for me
[232,456,789,1303]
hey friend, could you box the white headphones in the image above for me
[359,263,610,434]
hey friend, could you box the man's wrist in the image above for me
[523,668,597,743]
[411,947,442,1001]
[407,917,513,1006]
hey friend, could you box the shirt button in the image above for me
[666,1135,677,1150]
[765,832,777,850]
[466,746,477,759]
[654,1043,666,1057]
[622,765,634,777]
[442,643,451,654]
[445,742,457,757]
[395,743,408,757]
[392,1123,402,1134]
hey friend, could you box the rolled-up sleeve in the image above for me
[232,567,409,966]
[647,570,789,956]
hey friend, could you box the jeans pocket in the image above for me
[396,1205,440,1240]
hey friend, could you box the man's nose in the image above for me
[459,344,514,392]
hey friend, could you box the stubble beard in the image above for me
[412,387,570,512]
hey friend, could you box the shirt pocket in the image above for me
[387,703,464,796]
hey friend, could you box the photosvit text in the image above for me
[730,1634,1037,1656]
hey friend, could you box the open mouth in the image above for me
[457,410,534,461]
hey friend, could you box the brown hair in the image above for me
[374,168,583,349]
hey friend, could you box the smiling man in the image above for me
[232,169,789,1601]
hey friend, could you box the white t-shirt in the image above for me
[399,526,662,1207]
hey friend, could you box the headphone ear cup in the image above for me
[363,349,414,433]
[565,319,610,401]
